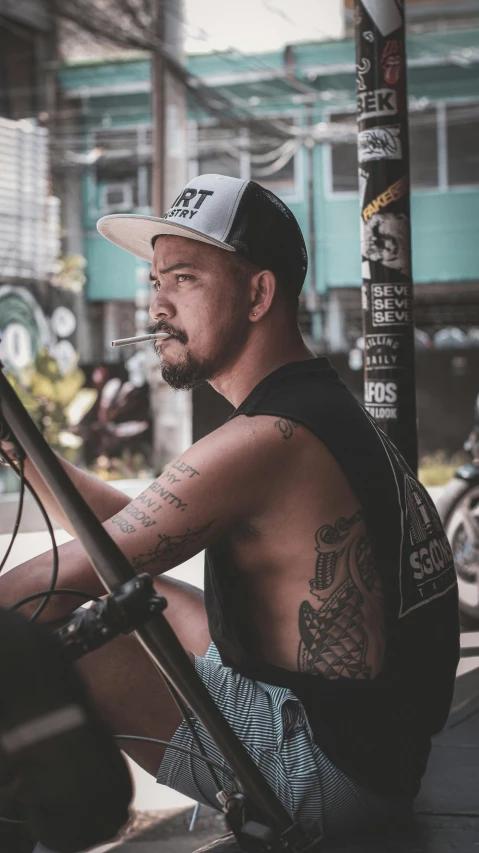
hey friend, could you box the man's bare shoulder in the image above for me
[99,414,310,577]
[176,413,312,477]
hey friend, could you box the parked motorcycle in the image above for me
[436,393,479,627]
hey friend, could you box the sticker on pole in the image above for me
[365,333,406,370]
[357,89,398,121]
[364,380,398,420]
[371,284,413,327]
[358,125,402,163]
[356,58,371,91]
[362,176,407,222]
[362,212,411,276]
[360,0,402,37]
[381,40,403,85]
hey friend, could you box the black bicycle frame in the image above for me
[0,364,301,844]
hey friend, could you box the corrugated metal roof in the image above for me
[0,117,60,282]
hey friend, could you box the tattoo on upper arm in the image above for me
[146,480,188,512]
[111,514,137,535]
[297,510,383,680]
[124,504,157,528]
[131,462,200,518]
[132,521,213,572]
[172,460,200,479]
[163,470,181,485]
[274,418,298,440]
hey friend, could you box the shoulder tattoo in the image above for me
[274,418,299,440]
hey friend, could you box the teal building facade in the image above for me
[57,25,479,355]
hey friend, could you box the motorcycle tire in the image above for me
[436,476,479,629]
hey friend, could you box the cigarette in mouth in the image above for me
[110,333,171,348]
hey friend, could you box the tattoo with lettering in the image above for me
[137,493,158,510]
[162,469,181,486]
[148,480,188,512]
[124,503,157,529]
[172,460,200,479]
[111,514,136,536]
[132,521,213,572]
[298,510,382,680]
[274,418,298,440]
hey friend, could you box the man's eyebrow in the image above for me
[149,262,199,280]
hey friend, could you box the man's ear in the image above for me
[248,270,277,322]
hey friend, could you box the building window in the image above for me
[447,102,479,186]
[329,112,359,192]
[251,151,296,194]
[329,108,439,192]
[94,127,151,212]
[100,182,134,212]
[197,125,242,178]
[193,120,298,195]
[249,119,297,195]
[409,107,438,188]
[95,128,140,158]
[96,160,139,211]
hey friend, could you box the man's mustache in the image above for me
[149,322,188,345]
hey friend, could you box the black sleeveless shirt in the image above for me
[204,358,460,796]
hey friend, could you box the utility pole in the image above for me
[354,0,418,473]
[152,2,166,217]
[144,0,190,473]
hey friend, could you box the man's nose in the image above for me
[149,290,175,322]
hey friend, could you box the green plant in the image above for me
[5,349,87,458]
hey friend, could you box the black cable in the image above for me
[0,450,224,794]
[159,676,224,795]
[115,734,235,781]
[0,454,25,573]
[10,588,101,612]
[1,452,59,622]
[0,729,235,829]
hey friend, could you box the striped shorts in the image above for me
[157,644,412,840]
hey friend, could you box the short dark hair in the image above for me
[230,253,300,313]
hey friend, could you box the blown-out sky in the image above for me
[184,0,344,54]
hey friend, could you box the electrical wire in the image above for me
[0,463,223,794]
[0,729,236,829]
[148,666,224,794]
[0,439,222,795]
[1,452,59,622]
[0,455,25,574]
[115,734,235,780]
[10,588,101,612]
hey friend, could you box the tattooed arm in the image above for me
[0,414,296,622]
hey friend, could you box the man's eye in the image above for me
[177,274,192,283]
[151,280,160,292]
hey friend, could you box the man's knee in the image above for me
[152,575,211,656]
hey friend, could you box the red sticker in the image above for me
[381,40,402,85]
